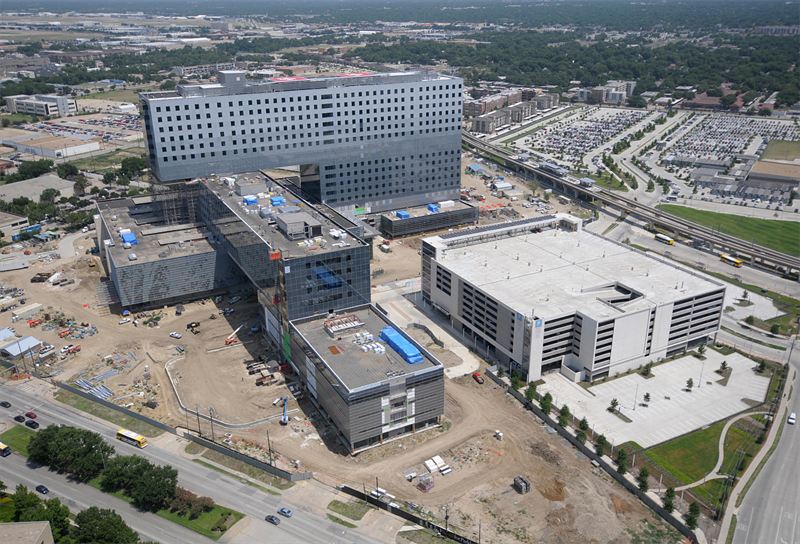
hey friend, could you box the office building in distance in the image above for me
[140,70,463,214]
[4,94,76,117]
[421,215,725,382]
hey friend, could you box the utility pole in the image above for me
[208,406,216,443]
[195,404,201,436]
[266,429,274,465]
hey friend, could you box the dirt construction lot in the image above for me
[0,234,678,543]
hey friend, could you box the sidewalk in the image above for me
[718,365,796,539]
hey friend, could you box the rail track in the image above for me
[462,132,800,273]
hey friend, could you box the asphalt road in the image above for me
[0,385,375,544]
[733,335,800,544]
[0,452,211,544]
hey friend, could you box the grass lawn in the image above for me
[184,442,206,455]
[761,140,800,161]
[87,476,243,540]
[200,449,294,490]
[81,89,144,104]
[192,459,279,496]
[0,497,14,522]
[656,204,800,257]
[54,389,163,438]
[397,529,452,544]
[69,148,146,174]
[645,421,726,484]
[327,499,371,521]
[0,425,37,457]
[326,513,357,528]
[627,520,683,544]
[586,172,629,191]
[0,113,39,125]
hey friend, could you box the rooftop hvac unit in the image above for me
[127,253,138,261]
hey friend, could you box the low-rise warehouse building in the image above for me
[290,304,445,452]
[0,211,30,239]
[421,215,725,383]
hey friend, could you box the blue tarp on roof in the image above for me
[395,210,410,219]
[243,195,258,206]
[120,231,138,245]
[271,196,286,206]
[1,336,40,357]
[467,163,483,173]
[380,326,424,364]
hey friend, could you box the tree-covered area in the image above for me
[2,0,797,30]
[1,482,145,544]
[346,33,800,105]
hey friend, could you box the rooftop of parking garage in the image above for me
[291,305,442,393]
[96,197,215,267]
[201,172,368,259]
[427,217,724,320]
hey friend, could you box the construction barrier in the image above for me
[183,433,312,482]
[339,485,478,544]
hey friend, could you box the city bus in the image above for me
[720,253,744,268]
[0,441,11,457]
[116,428,148,448]
[655,233,675,246]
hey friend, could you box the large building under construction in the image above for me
[421,215,726,382]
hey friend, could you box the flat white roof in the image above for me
[434,225,723,320]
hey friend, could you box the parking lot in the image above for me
[23,113,142,144]
[663,114,800,164]
[538,351,771,448]
[521,106,650,167]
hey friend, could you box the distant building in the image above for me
[1,521,55,544]
[0,211,30,239]
[576,80,636,105]
[4,94,76,117]
[471,109,510,134]
[171,62,242,78]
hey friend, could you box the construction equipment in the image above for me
[27,318,42,327]
[58,329,72,338]
[279,397,289,425]
[224,325,244,346]
[185,322,201,334]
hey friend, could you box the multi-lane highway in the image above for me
[0,384,376,544]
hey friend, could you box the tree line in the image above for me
[28,425,215,516]
[0,478,149,544]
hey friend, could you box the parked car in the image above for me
[118,318,131,325]
[169,332,182,339]
[0,401,10,408]
[25,420,39,429]
[13,415,25,423]
[789,412,796,425]
[472,372,485,385]
[24,411,36,419]
[277,507,293,518]
[265,515,280,526]
[35,485,49,494]
[60,344,74,354]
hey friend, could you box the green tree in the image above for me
[686,501,700,530]
[579,417,589,432]
[73,175,90,197]
[757,360,767,373]
[576,430,587,444]
[540,392,553,415]
[663,487,675,513]
[130,465,178,512]
[637,467,649,492]
[102,172,117,184]
[12,484,41,521]
[56,163,79,179]
[74,507,139,544]
[101,455,152,494]
[19,497,71,541]
[686,378,694,391]
[698,344,706,355]
[40,188,61,204]
[524,382,537,402]
[595,434,608,457]
[770,323,781,335]
[558,404,570,427]
[608,398,619,412]
[616,449,628,475]
[119,157,147,178]
[28,425,115,482]
[745,315,756,325]
[159,79,177,90]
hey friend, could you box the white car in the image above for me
[169,331,182,339]
[789,412,796,425]
[60,344,74,354]
[118,318,131,325]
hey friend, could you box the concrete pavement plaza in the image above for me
[539,350,770,448]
